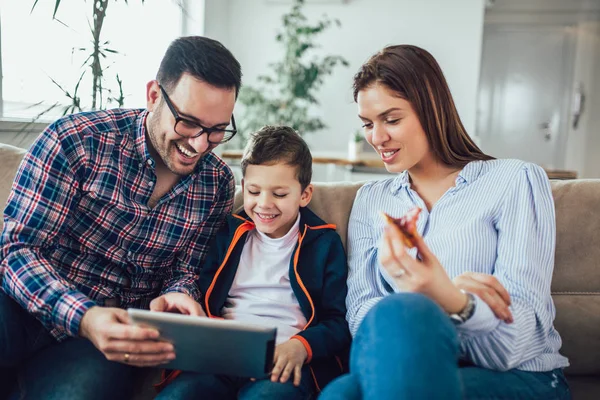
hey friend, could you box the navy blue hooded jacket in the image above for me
[199,206,351,391]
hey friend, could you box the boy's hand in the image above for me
[270,338,308,386]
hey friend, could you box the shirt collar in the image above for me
[457,160,484,185]
[134,110,153,164]
[390,160,485,194]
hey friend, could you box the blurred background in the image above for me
[0,0,598,182]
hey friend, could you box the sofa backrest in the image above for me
[0,143,27,232]
[235,180,600,377]
[1,143,598,376]
[550,180,600,375]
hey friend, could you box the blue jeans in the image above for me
[319,293,571,400]
[156,367,315,400]
[0,291,141,400]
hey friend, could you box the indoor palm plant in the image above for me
[30,0,146,116]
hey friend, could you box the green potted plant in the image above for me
[348,129,365,161]
[234,0,349,148]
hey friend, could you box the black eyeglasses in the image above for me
[158,84,237,144]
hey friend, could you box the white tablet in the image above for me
[128,308,277,377]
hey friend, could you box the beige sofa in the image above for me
[1,143,599,399]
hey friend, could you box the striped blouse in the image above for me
[346,159,569,372]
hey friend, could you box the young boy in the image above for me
[156,126,351,399]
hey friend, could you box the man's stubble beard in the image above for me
[147,108,197,177]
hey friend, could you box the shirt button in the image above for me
[147,181,154,187]
[138,163,143,169]
[147,160,153,166]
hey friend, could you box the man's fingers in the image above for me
[107,323,159,341]
[149,297,167,312]
[107,351,176,367]
[113,308,131,324]
[150,295,205,316]
[175,299,204,316]
[103,339,174,355]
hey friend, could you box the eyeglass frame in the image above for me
[158,83,237,144]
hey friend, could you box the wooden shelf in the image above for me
[220,150,577,180]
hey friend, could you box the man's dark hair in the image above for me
[241,126,312,190]
[156,36,242,96]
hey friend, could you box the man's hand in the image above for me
[79,306,175,367]
[149,292,206,316]
[270,338,308,387]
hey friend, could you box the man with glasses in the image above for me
[0,36,241,399]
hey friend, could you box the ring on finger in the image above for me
[124,353,131,363]
[392,268,406,278]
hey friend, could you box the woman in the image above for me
[320,45,570,399]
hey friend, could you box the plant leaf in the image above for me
[30,0,41,14]
[52,0,62,19]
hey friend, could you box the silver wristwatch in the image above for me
[449,290,476,324]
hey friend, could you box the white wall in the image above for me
[560,22,600,178]
[205,0,486,152]
[182,0,206,36]
[204,0,230,45]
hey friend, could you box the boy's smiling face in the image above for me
[242,162,313,239]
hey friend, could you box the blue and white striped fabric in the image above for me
[346,159,569,372]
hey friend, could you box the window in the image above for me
[1,0,185,120]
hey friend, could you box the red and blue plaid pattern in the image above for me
[1,108,234,340]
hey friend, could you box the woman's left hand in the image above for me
[453,272,513,323]
[379,224,467,314]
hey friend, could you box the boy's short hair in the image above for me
[241,126,312,190]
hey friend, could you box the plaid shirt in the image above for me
[0,108,235,340]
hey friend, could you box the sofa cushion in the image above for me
[549,180,600,376]
[551,180,600,293]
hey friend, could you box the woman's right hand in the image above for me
[453,272,513,324]
[379,224,469,315]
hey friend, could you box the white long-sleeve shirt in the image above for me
[222,215,307,344]
[346,159,569,372]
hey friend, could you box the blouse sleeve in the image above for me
[345,184,391,336]
[458,163,559,371]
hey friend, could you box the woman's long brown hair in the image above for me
[353,45,494,167]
